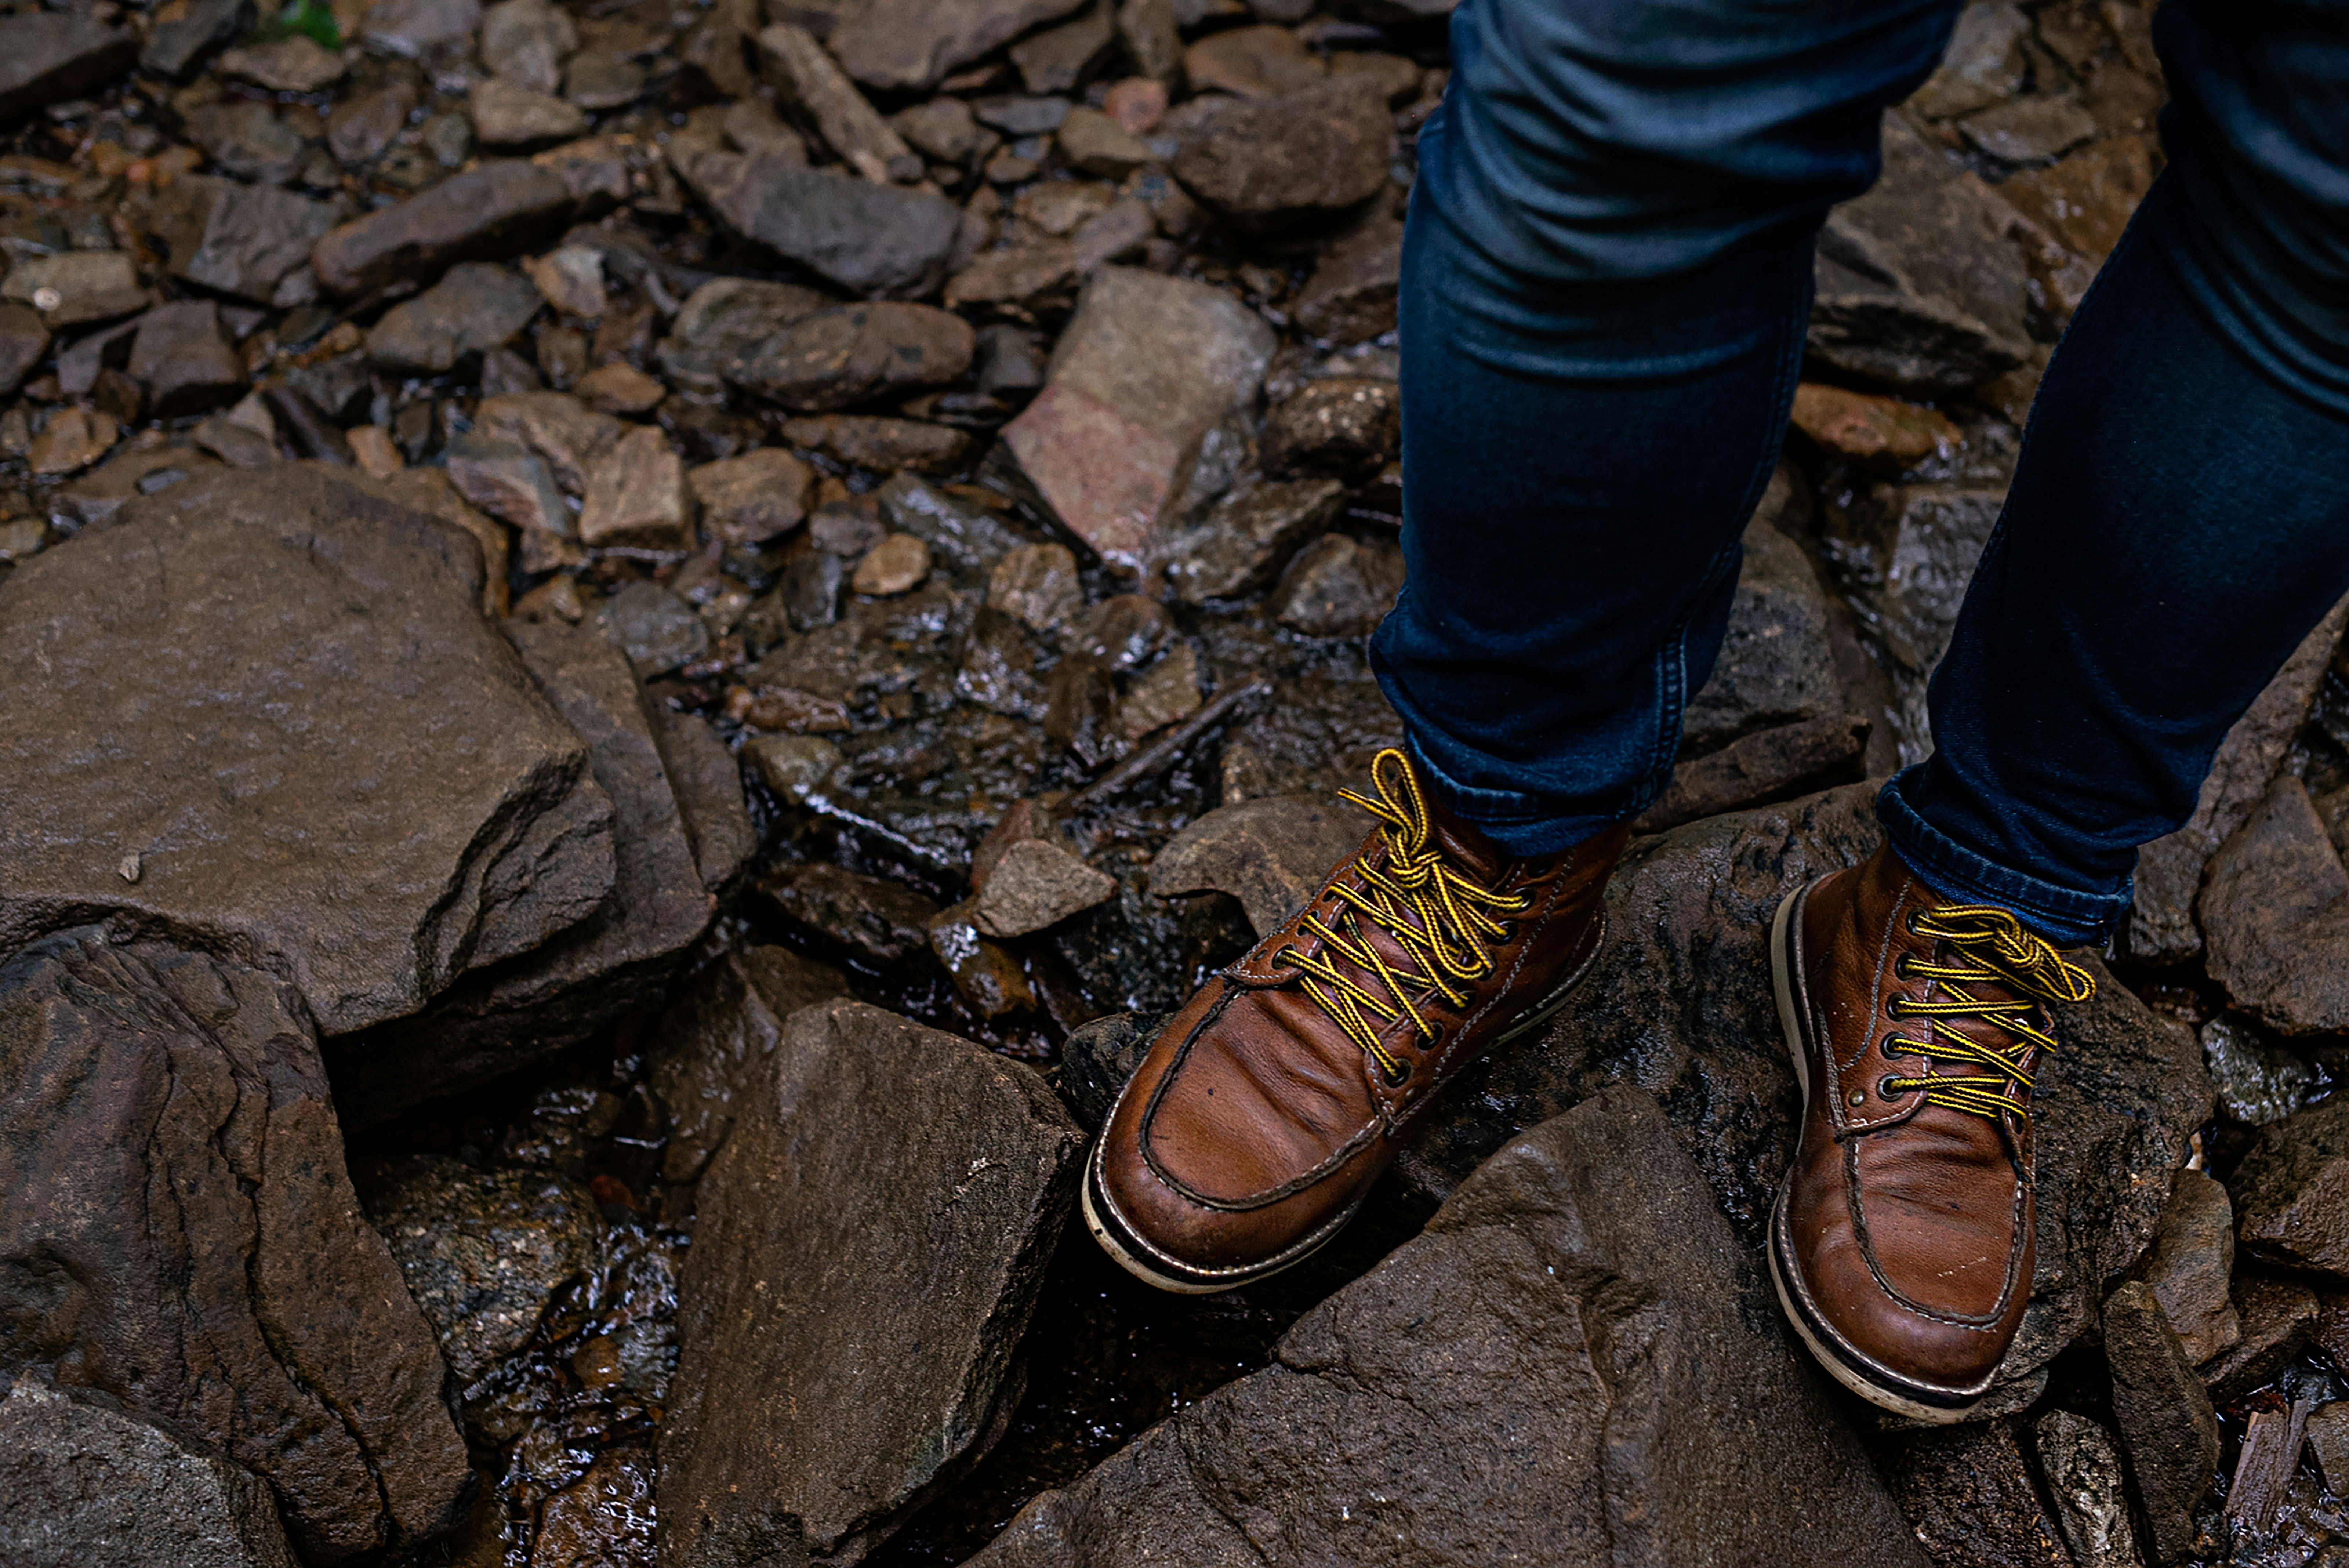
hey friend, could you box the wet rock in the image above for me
[689,447,813,547]
[1150,795,1370,937]
[1395,783,2207,1410]
[1270,531,1404,638]
[128,299,247,419]
[1790,381,1961,473]
[150,174,341,303]
[971,1087,1926,1568]
[1809,115,2032,393]
[1909,0,2029,119]
[0,1374,298,1568]
[2199,1274,2317,1402]
[481,0,577,94]
[875,472,1024,573]
[2308,1402,2349,1498]
[1635,714,1870,832]
[354,1155,602,1386]
[1171,76,1393,232]
[2000,136,2155,322]
[662,1001,1085,1565]
[0,302,46,395]
[330,617,714,1123]
[657,275,829,390]
[1684,513,1842,752]
[1161,473,1346,604]
[216,35,346,92]
[4,251,144,329]
[1882,1420,2071,1568]
[756,22,920,184]
[599,579,710,676]
[141,0,253,80]
[728,301,975,411]
[2033,1411,2141,1568]
[851,530,933,595]
[2138,1168,2240,1365]
[0,11,135,120]
[1117,641,1202,738]
[470,77,590,148]
[1012,5,1113,93]
[312,159,576,298]
[564,49,645,109]
[2127,595,2346,963]
[330,80,418,163]
[538,1448,658,1562]
[579,422,691,549]
[826,0,1091,92]
[577,360,665,414]
[363,0,481,55]
[2201,1013,2317,1125]
[2104,1279,2219,1564]
[988,541,1082,632]
[783,412,977,474]
[0,467,613,1033]
[1183,22,1325,98]
[756,861,939,966]
[944,240,1081,314]
[2229,1100,2349,1280]
[1820,481,2003,755]
[366,260,544,374]
[0,930,470,1561]
[645,944,850,1186]
[186,99,308,186]
[1054,1009,1158,1132]
[683,150,959,297]
[1260,374,1400,479]
[1961,93,2099,164]
[973,838,1118,937]
[1001,265,1274,572]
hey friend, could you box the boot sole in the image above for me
[1767,884,1985,1426]
[1082,917,1606,1296]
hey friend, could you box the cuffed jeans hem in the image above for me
[1401,732,1636,859]
[1875,773,2130,949]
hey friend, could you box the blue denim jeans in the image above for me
[1372,0,2349,946]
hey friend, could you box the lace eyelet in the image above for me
[1881,1034,1906,1060]
[1892,955,1914,981]
[1886,997,1911,1019]
[1904,911,1924,936]
[1877,1075,1902,1100]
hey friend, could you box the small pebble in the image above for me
[851,533,932,596]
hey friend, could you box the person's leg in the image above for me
[1372,0,1964,854]
[1878,0,2349,948]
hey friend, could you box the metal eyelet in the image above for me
[1881,1034,1906,1060]
[1877,1075,1902,1100]
[1892,955,1914,981]
[1886,996,1911,1018]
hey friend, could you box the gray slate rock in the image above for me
[1880,1420,2073,1568]
[150,174,342,303]
[1394,781,2208,1412]
[0,467,614,1037]
[2137,1167,2240,1365]
[128,298,248,418]
[311,159,576,298]
[0,1375,298,1568]
[1635,714,1871,832]
[1681,513,1842,754]
[330,617,715,1124]
[2227,1099,2349,1281]
[367,260,545,373]
[0,12,137,121]
[683,152,961,298]
[2034,1411,2142,1568]
[2201,775,2349,1034]
[969,1087,1928,1568]
[0,930,470,1562]
[657,275,831,391]
[660,999,1085,1568]
[1161,473,1346,605]
[1809,115,2032,393]
[599,578,711,676]
[727,301,976,411]
[1149,794,1372,936]
[651,707,756,896]
[185,98,308,185]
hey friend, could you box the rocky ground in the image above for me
[0,0,2341,1565]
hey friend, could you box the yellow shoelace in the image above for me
[1881,906,2096,1123]
[1272,749,1533,1085]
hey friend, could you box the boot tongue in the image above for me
[1415,781,1514,887]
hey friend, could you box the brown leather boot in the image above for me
[1769,840,2097,1420]
[1084,747,1629,1293]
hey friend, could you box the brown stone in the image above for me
[972,838,1118,937]
[2137,1167,2241,1366]
[824,0,1090,91]
[1149,794,1373,937]
[2103,1279,2218,1564]
[1633,714,1870,832]
[1170,76,1393,231]
[1789,381,1961,472]
[689,447,813,546]
[311,159,576,298]
[578,422,691,548]
[727,301,975,411]
[849,531,932,595]
[1182,22,1324,98]
[781,413,977,475]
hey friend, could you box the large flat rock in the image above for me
[660,999,1084,1568]
[1395,782,2209,1414]
[329,617,715,1124]
[0,928,469,1562]
[0,466,615,1037]
[969,1088,1930,1568]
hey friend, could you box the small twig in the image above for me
[1061,678,1271,813]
